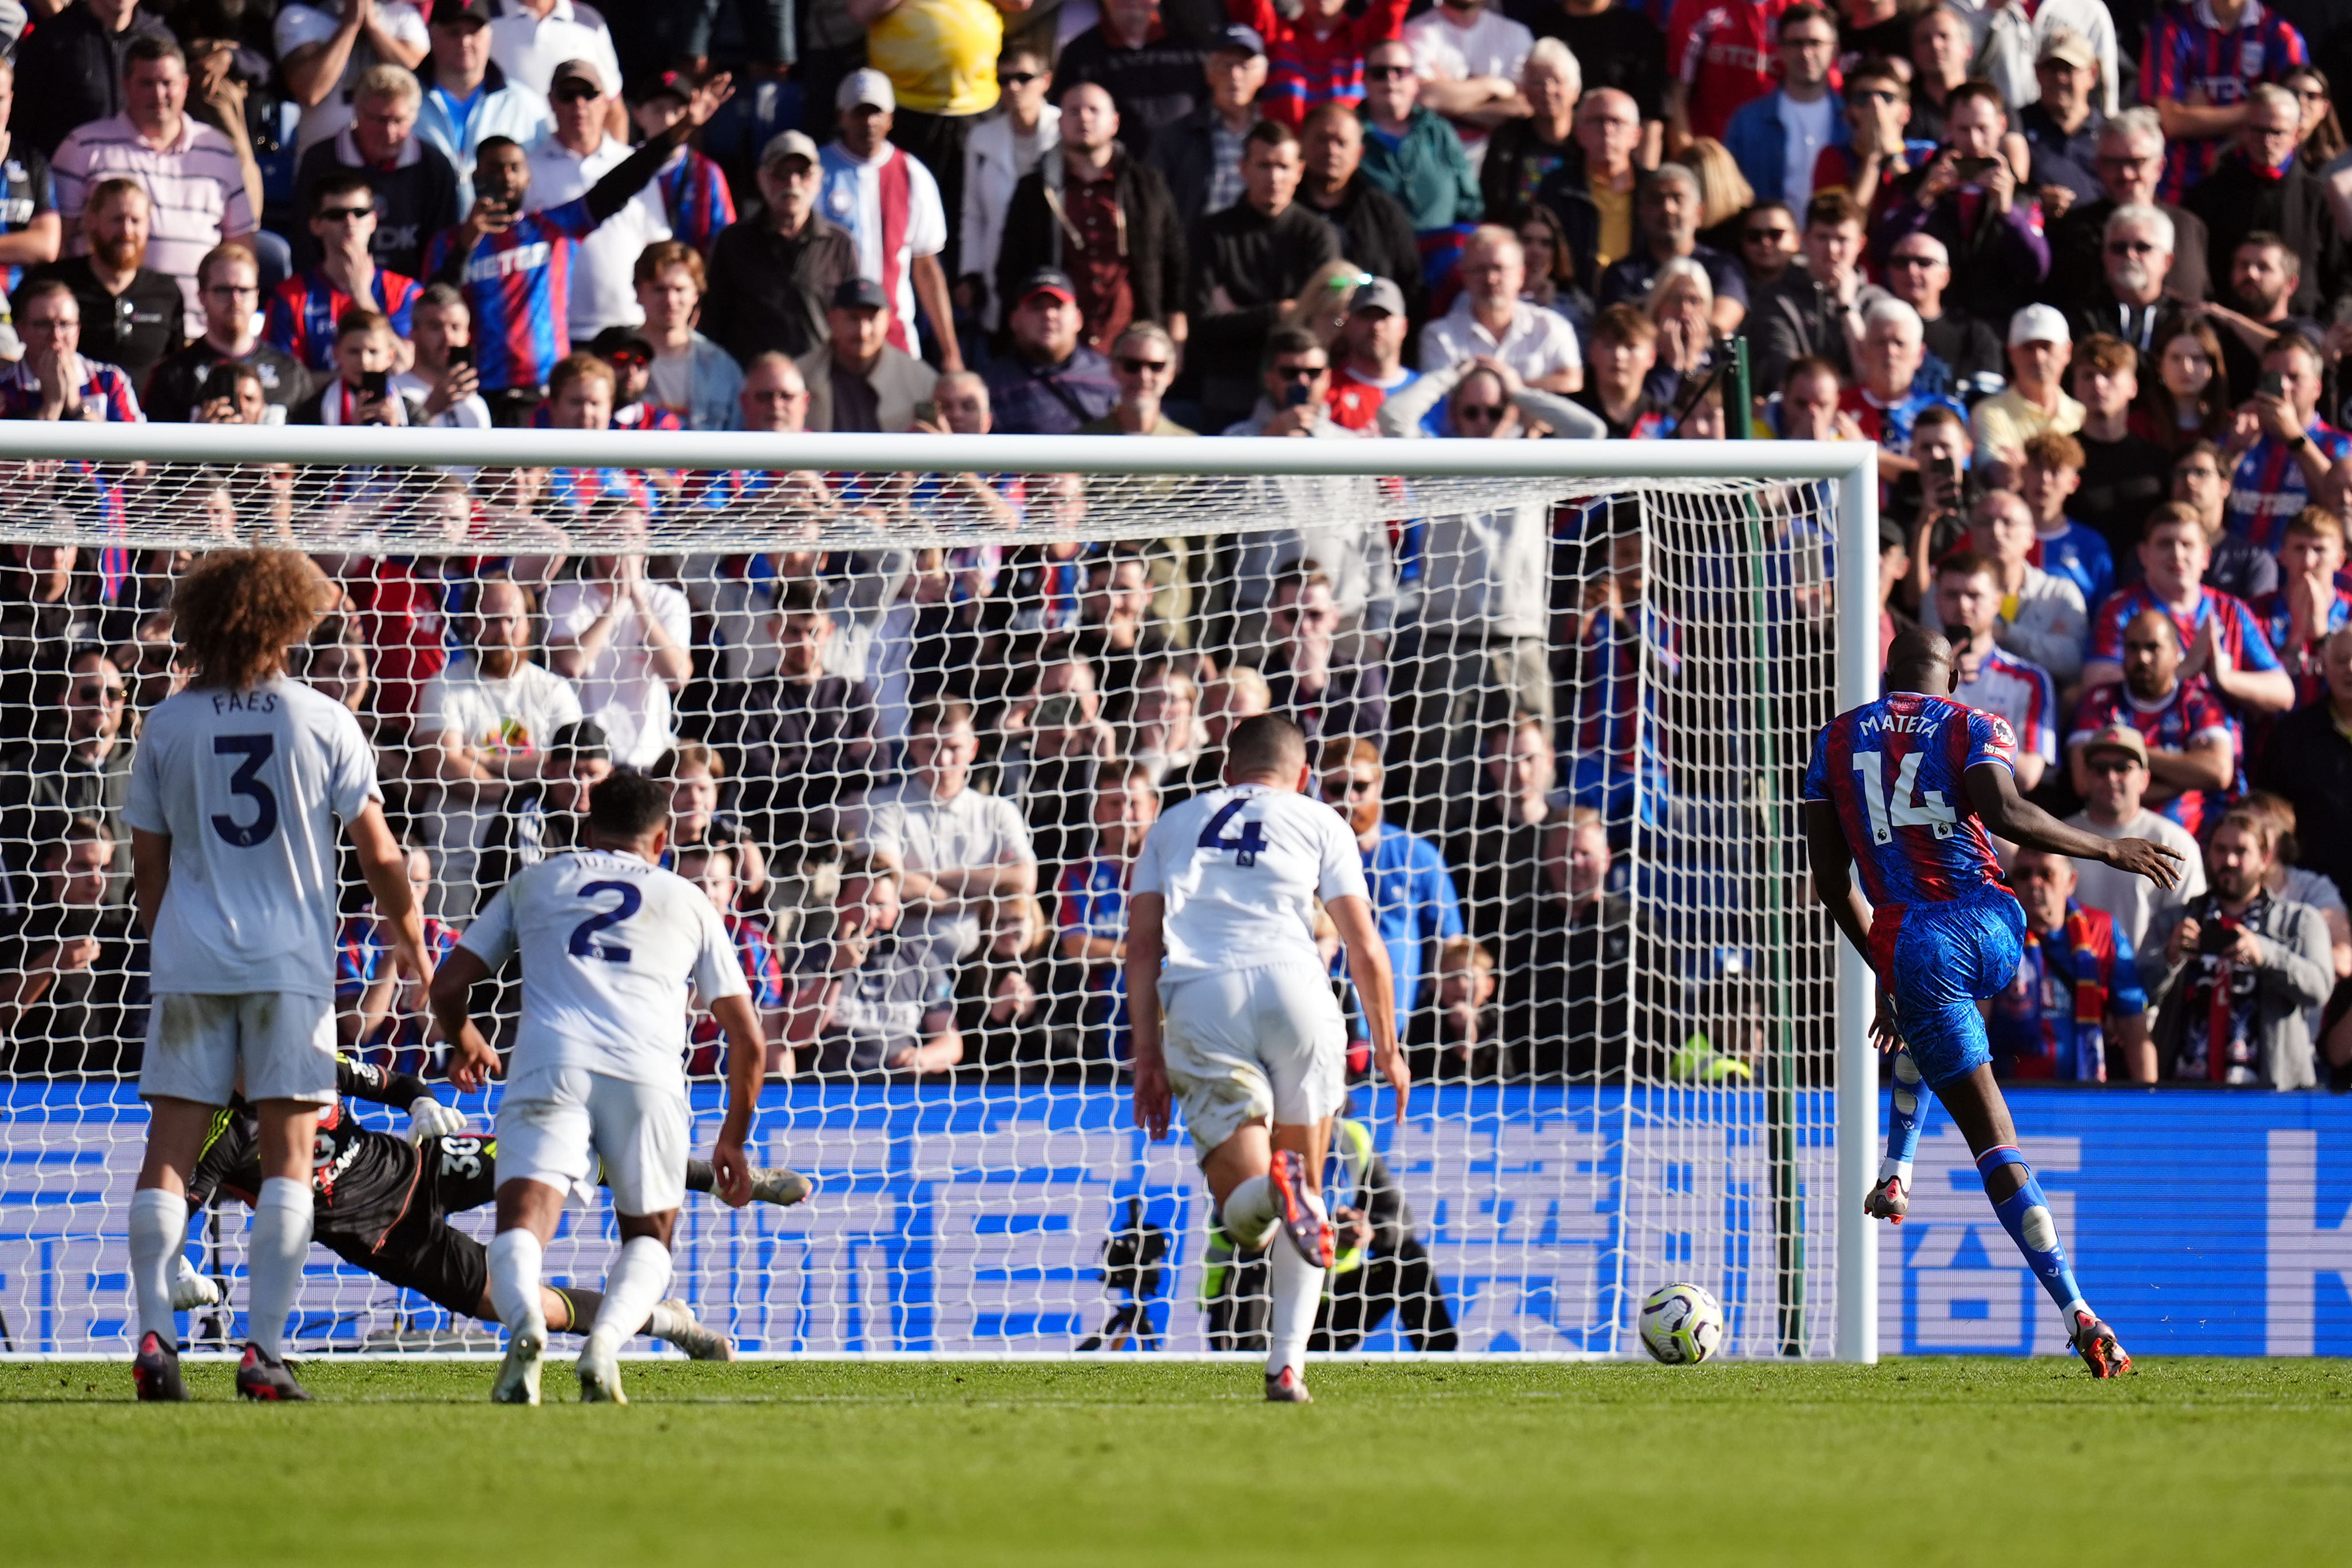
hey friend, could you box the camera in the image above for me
[2199,920,2239,956]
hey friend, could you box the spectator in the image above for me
[2020,430,2114,611]
[2069,204,2188,357]
[1973,305,2084,467]
[546,500,692,767]
[474,717,612,901]
[1663,0,1786,149]
[1877,82,2049,328]
[1753,188,1863,390]
[2250,507,2352,706]
[1162,663,1269,803]
[2139,319,2233,454]
[1903,3,1970,146]
[2143,807,2333,1087]
[1760,351,1858,439]
[1354,35,1482,243]
[2087,502,2297,717]
[703,130,856,367]
[1444,711,1556,948]
[1990,847,2151,1082]
[1841,297,1963,483]
[973,268,1113,434]
[289,305,411,425]
[1147,23,1267,237]
[631,71,737,259]
[1081,317,1192,435]
[19,177,181,391]
[1807,54,1914,216]
[1732,198,1798,307]
[2259,626,2352,914]
[715,578,881,869]
[2207,233,2310,399]
[417,1,553,216]
[1054,0,1216,163]
[1878,231,1998,398]
[1403,0,1533,168]
[277,0,430,162]
[1187,121,1340,428]
[1404,935,1504,1082]
[1720,3,1844,209]
[961,42,1058,334]
[1500,805,1664,1078]
[2067,721,2207,951]
[2068,332,2169,554]
[386,281,490,429]
[1540,86,1644,285]
[1559,526,1680,830]
[2168,445,2280,604]
[2068,608,2236,833]
[0,649,133,900]
[11,0,173,160]
[53,36,257,335]
[1570,301,1667,437]
[265,172,422,373]
[1298,104,1421,320]
[1258,563,1389,748]
[631,239,741,431]
[482,0,626,138]
[525,59,668,340]
[786,855,961,1077]
[0,58,61,295]
[1919,489,2088,682]
[1933,551,2060,791]
[1319,276,1414,432]
[2241,787,2352,986]
[0,816,143,1075]
[2183,85,2347,320]
[292,63,461,280]
[2226,333,2351,550]
[994,84,1187,358]
[2143,0,2310,205]
[819,68,961,370]
[0,278,141,420]
[1596,162,1747,335]
[1520,0,1666,142]
[1480,38,1578,220]
[859,0,1029,281]
[141,242,307,422]
[1053,759,1160,1063]
[2016,30,2107,214]
[1421,224,1582,392]
[2044,108,2212,308]
[1319,736,1464,1021]
[1237,0,1409,129]
[425,75,728,422]
[675,843,788,1075]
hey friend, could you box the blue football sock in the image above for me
[1878,1049,1925,1188]
[1976,1146,2088,1321]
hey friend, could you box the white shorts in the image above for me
[494,1065,689,1217]
[1161,962,1347,1160]
[140,991,337,1106]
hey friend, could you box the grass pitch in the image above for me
[3,1358,2348,1566]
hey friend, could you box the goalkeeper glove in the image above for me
[406,1096,468,1146]
[170,1255,221,1312]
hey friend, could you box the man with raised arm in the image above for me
[1128,713,1408,1404]
[1804,626,2182,1378]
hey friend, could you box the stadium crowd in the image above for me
[5,0,2352,1091]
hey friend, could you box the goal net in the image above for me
[0,425,1876,1360]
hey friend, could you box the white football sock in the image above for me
[245,1177,312,1359]
[487,1229,546,1339]
[1267,1237,1324,1380]
[645,1300,687,1341]
[127,1188,184,1343]
[589,1236,673,1352]
[1222,1175,1277,1251]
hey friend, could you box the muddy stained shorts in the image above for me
[140,991,337,1106]
[1161,961,1348,1160]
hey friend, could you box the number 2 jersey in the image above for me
[1132,783,1369,983]
[124,678,380,999]
[1803,692,2017,915]
[458,848,748,1091]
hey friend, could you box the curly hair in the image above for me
[172,549,326,690]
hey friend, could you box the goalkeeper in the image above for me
[168,1055,811,1359]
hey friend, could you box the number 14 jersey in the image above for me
[458,848,748,1089]
[1133,783,1369,982]
[1803,692,2016,912]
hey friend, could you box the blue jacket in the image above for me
[1341,821,1466,1017]
[1720,91,1851,206]
[679,331,745,432]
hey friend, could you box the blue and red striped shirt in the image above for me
[656,147,736,257]
[1237,0,1409,126]
[2067,677,2237,837]
[2250,582,2352,703]
[263,265,422,372]
[2226,420,2352,550]
[422,196,606,392]
[2142,0,2309,201]
[2089,582,2283,674]
[685,911,787,1077]
[1803,691,2015,910]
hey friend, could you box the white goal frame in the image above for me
[0,424,1879,1364]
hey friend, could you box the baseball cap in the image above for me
[2037,28,2097,71]
[552,719,610,761]
[638,70,693,107]
[431,0,493,25]
[589,325,656,364]
[838,68,896,113]
[2080,724,2149,768]
[1349,277,1407,317]
[549,58,605,97]
[761,129,820,169]
[1212,23,1266,57]
[832,276,891,312]
[2008,303,2071,347]
[1017,267,1076,305]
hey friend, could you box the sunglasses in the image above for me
[1888,252,1941,267]
[73,683,128,702]
[1117,356,1171,374]
[1273,363,1328,381]
[1743,228,1792,244]
[1455,403,1506,423]
[1850,88,1902,105]
[1365,63,1415,79]
[2087,756,2143,775]
[553,82,602,103]
[606,350,649,370]
[2107,239,2158,255]
[1322,777,1377,797]
[1000,71,1039,86]
[317,206,374,223]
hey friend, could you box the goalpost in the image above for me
[0,423,1878,1363]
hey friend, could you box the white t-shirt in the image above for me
[818,140,948,356]
[526,134,671,338]
[1779,91,1836,211]
[1403,5,1534,147]
[860,780,1036,961]
[2065,808,2207,954]
[1133,783,1370,983]
[459,847,747,1090]
[416,659,584,854]
[545,578,692,768]
[275,2,432,156]
[125,680,380,998]
[1419,296,1584,383]
[485,0,625,99]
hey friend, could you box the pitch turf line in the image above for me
[3,1361,2349,1567]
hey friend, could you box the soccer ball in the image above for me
[1637,1283,1724,1364]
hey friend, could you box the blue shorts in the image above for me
[1871,893,2025,1089]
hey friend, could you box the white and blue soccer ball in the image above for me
[1637,1283,1724,1365]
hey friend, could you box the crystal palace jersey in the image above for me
[2251,582,2352,704]
[422,196,605,392]
[263,265,422,372]
[2227,422,2352,551]
[2089,583,2283,677]
[1803,691,2015,911]
[1665,0,1792,144]
[2142,0,2309,201]
[1954,644,2059,765]
[2066,677,2235,837]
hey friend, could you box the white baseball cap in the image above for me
[838,68,895,114]
[2008,303,2071,347]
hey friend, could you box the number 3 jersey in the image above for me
[124,678,381,999]
[458,848,748,1090]
[1803,692,2016,913]
[1133,783,1369,982]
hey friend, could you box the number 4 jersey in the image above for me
[1804,692,2017,913]
[125,679,381,999]
[458,848,748,1090]
[1133,783,1370,982]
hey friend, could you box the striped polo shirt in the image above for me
[51,113,256,336]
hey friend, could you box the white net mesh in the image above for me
[0,431,1855,1357]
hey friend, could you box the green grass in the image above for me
[4,1358,2350,1566]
